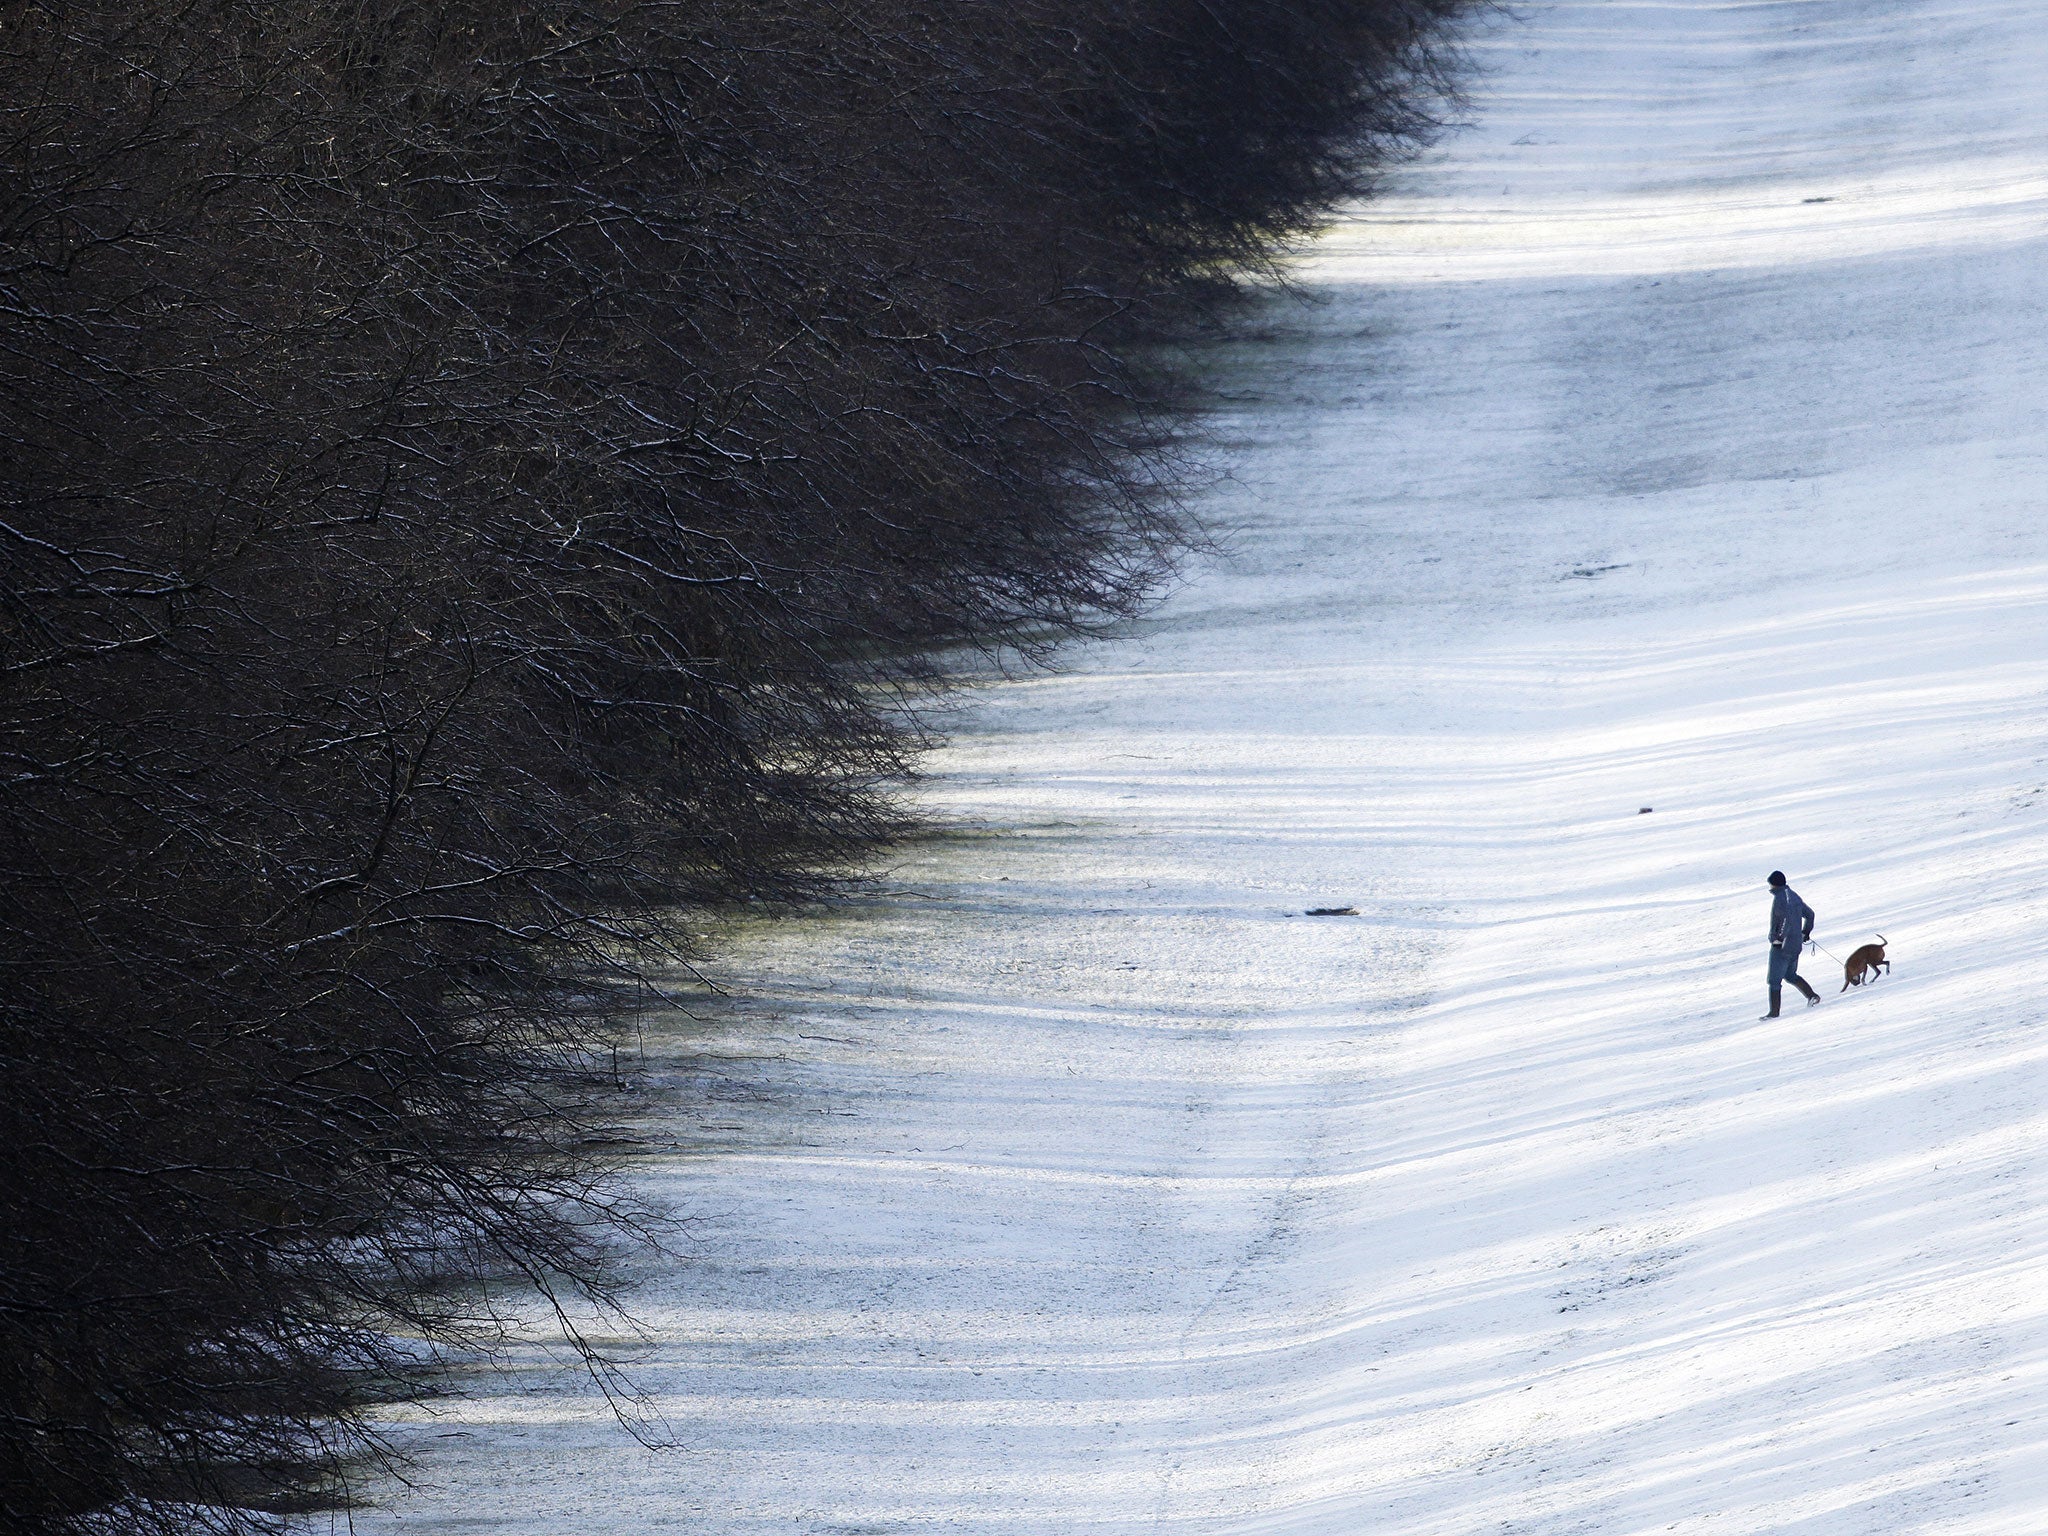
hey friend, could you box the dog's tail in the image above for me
[1875,933,1886,947]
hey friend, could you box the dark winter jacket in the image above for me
[1770,885,1814,951]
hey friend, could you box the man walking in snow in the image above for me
[1763,870,1819,1018]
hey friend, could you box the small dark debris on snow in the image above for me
[1306,906,1360,917]
[1638,806,1653,814]
[1565,563,1628,579]
[1803,196,1835,204]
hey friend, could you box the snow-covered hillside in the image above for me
[362,3,2048,1531]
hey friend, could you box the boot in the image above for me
[1790,975,1820,1007]
[1759,986,1781,1020]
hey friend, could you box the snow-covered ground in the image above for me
[360,3,2048,1531]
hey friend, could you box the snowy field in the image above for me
[360,2,2048,1531]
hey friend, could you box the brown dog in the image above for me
[1841,934,1889,991]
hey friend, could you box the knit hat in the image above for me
[1767,870,1786,887]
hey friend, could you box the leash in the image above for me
[1809,939,1844,965]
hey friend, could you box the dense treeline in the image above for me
[0,2,1463,1529]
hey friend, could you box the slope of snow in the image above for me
[359,2,2048,1531]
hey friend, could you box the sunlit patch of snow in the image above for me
[1309,157,2048,281]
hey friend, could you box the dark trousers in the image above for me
[1768,944,1817,1005]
